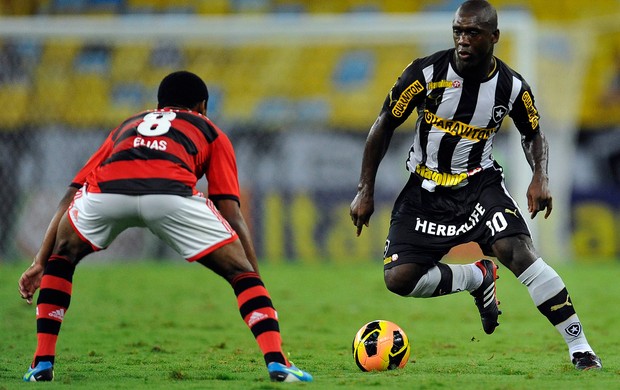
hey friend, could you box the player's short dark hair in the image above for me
[157,71,209,109]
[457,0,498,31]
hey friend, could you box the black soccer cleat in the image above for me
[572,351,602,370]
[471,259,501,335]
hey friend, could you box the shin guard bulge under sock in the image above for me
[232,272,288,366]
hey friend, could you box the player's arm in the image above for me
[351,60,423,236]
[19,133,114,304]
[521,130,552,219]
[207,132,261,274]
[18,186,78,304]
[510,86,552,219]
[350,112,398,236]
[213,198,260,274]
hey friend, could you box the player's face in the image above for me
[452,11,498,75]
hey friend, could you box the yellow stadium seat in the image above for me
[579,33,620,127]
[39,40,82,74]
[195,0,231,14]
[64,75,110,127]
[126,0,166,13]
[110,44,151,82]
[0,82,29,129]
[291,45,342,97]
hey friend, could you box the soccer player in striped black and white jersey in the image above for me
[350,0,601,370]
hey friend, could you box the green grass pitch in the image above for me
[1,259,617,389]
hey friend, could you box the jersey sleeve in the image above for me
[381,59,427,127]
[70,131,115,188]
[205,132,241,204]
[509,80,541,139]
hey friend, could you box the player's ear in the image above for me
[492,29,500,44]
[193,100,207,115]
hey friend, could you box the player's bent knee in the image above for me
[492,234,539,275]
[384,276,411,296]
[384,265,422,297]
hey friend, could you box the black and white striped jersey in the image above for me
[382,49,540,191]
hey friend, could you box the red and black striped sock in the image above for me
[232,272,288,367]
[32,255,75,366]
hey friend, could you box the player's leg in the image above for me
[383,231,500,335]
[384,254,499,333]
[384,261,485,298]
[492,235,601,370]
[383,174,488,299]
[195,242,312,382]
[196,240,285,366]
[144,194,312,382]
[23,213,94,382]
[24,192,136,381]
[382,174,497,332]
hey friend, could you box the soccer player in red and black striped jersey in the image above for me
[350,0,601,370]
[18,71,312,382]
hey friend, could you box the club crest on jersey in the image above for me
[492,105,508,123]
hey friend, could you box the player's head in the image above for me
[452,0,499,75]
[157,71,209,113]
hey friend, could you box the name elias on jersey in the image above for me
[415,202,486,236]
[424,111,497,141]
[133,136,168,151]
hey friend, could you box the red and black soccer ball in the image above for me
[352,320,411,371]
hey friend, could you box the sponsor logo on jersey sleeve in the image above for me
[521,91,539,129]
[391,80,424,118]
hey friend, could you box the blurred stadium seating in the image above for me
[0,0,618,129]
[0,0,619,263]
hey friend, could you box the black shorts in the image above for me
[383,165,531,269]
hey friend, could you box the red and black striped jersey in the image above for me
[71,108,240,203]
[383,49,540,189]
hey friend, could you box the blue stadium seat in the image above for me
[74,44,111,74]
[332,50,376,90]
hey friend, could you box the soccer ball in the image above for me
[352,319,411,372]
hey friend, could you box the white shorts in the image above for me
[67,188,238,261]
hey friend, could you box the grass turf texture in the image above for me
[1,260,617,389]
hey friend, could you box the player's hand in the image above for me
[18,261,45,305]
[350,190,374,236]
[527,175,553,219]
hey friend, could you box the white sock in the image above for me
[518,258,595,360]
[408,263,482,297]
[408,266,441,297]
[448,263,483,293]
